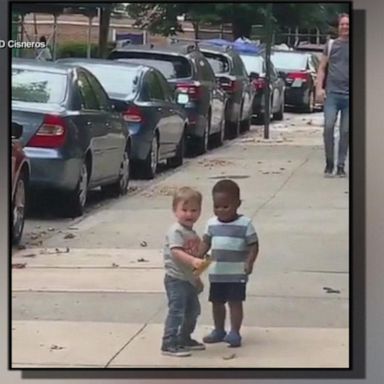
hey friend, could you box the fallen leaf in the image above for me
[64,233,75,239]
[50,344,64,351]
[137,258,148,262]
[222,353,236,360]
[12,263,27,269]
[112,263,119,268]
[16,244,26,250]
[140,241,148,247]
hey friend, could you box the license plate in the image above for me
[177,94,189,104]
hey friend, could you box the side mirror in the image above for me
[12,122,23,139]
[249,72,260,81]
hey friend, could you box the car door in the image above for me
[156,71,185,152]
[86,72,126,180]
[75,71,107,183]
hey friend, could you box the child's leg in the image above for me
[212,302,226,331]
[228,301,243,334]
[178,284,201,341]
[162,276,188,349]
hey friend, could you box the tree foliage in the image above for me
[126,3,350,39]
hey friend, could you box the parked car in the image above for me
[271,50,321,112]
[108,44,227,154]
[57,58,188,179]
[198,44,254,137]
[11,59,132,217]
[239,52,285,123]
[294,42,325,60]
[11,122,30,245]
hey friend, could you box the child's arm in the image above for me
[244,242,259,275]
[196,236,211,259]
[171,247,204,270]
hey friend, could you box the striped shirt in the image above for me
[203,215,258,283]
[163,222,200,284]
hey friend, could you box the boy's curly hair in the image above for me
[172,187,202,211]
[212,179,240,200]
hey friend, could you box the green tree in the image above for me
[126,3,349,40]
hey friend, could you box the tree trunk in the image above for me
[98,7,111,58]
[232,20,252,40]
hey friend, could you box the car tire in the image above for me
[194,112,210,155]
[67,160,88,217]
[12,171,27,245]
[102,146,130,197]
[167,129,185,168]
[273,94,284,121]
[304,90,315,113]
[141,134,158,179]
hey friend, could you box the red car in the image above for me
[11,122,30,245]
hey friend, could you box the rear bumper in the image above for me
[24,148,81,191]
[284,87,306,106]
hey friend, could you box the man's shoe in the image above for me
[203,329,227,343]
[181,338,206,351]
[223,331,242,348]
[161,345,191,357]
[336,166,346,177]
[324,165,334,178]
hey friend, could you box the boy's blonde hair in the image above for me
[172,187,202,211]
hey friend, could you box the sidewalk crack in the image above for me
[253,153,311,216]
[104,302,165,368]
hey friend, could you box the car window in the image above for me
[271,52,308,70]
[147,71,165,101]
[86,72,111,111]
[240,54,264,75]
[155,71,173,102]
[77,71,100,110]
[203,53,230,74]
[113,52,192,79]
[81,64,140,100]
[12,68,67,104]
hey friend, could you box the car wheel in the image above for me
[195,113,210,155]
[273,93,284,121]
[304,90,315,113]
[141,134,158,179]
[167,129,185,168]
[12,171,27,245]
[67,161,88,217]
[102,146,130,197]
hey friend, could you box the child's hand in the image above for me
[244,260,254,275]
[184,237,201,257]
[192,257,204,270]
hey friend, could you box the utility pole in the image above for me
[264,3,273,139]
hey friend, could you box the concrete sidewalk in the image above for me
[12,115,349,368]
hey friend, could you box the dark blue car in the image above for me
[57,59,188,179]
[12,59,131,217]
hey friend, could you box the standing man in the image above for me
[316,14,349,177]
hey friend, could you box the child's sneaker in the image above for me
[202,329,227,343]
[182,338,206,351]
[161,345,191,357]
[223,331,242,348]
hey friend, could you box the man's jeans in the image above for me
[162,275,201,348]
[323,92,349,168]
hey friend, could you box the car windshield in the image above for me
[239,55,264,75]
[114,53,191,79]
[204,55,230,74]
[12,68,67,104]
[271,52,308,70]
[82,64,140,98]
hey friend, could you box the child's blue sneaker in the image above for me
[223,331,242,347]
[202,329,227,343]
